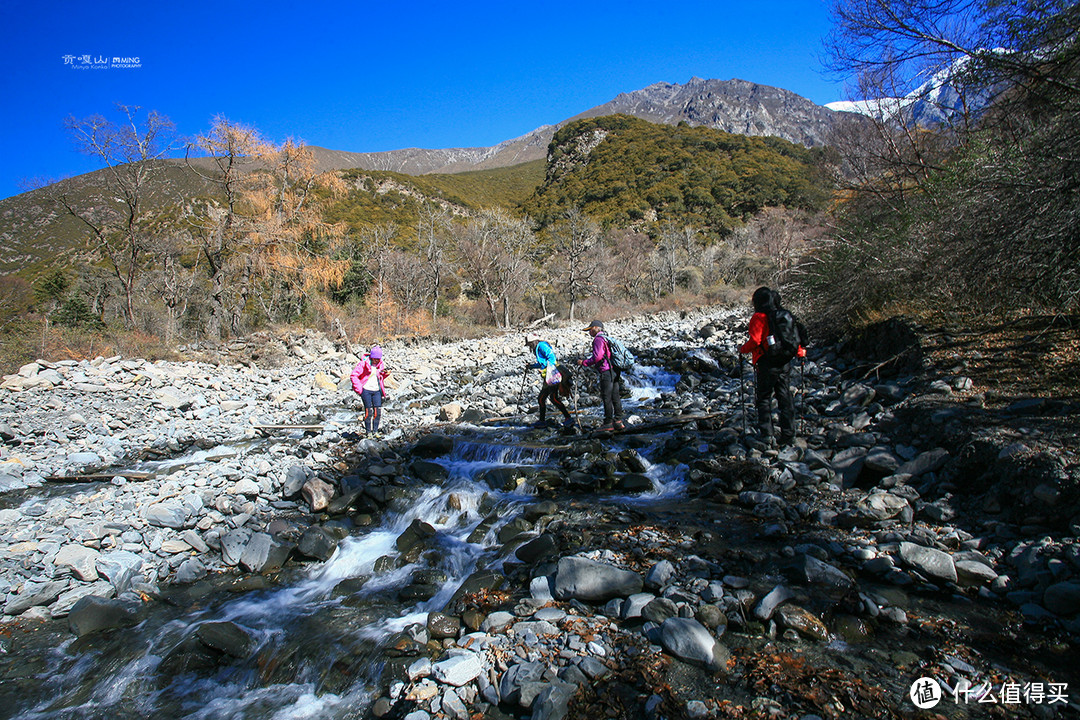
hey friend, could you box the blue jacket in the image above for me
[528,341,558,373]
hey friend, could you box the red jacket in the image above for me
[739,312,805,366]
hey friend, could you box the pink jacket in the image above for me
[350,358,388,395]
[581,333,612,372]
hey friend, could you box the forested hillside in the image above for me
[0,110,823,371]
[524,115,829,238]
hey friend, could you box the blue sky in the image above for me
[0,0,845,200]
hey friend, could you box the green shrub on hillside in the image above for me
[524,115,829,237]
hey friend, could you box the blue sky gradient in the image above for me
[0,0,846,200]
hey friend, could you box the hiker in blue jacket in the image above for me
[525,333,574,428]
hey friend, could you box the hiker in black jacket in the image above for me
[739,287,805,447]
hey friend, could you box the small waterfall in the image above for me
[11,364,698,719]
[11,435,556,720]
[623,364,680,403]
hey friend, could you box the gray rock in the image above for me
[754,585,795,620]
[68,596,137,637]
[855,493,909,521]
[499,661,546,706]
[4,580,69,615]
[531,679,578,720]
[144,500,191,529]
[553,556,643,603]
[645,559,677,590]
[830,447,868,488]
[50,581,116,617]
[239,532,292,573]
[863,449,902,475]
[196,621,254,657]
[642,597,679,624]
[297,526,339,561]
[54,544,102,581]
[515,534,558,564]
[175,558,207,584]
[792,555,854,590]
[0,474,28,492]
[481,611,515,632]
[220,528,254,567]
[396,519,437,553]
[1043,582,1080,616]
[433,652,483,686]
[955,560,997,587]
[96,550,144,593]
[621,593,656,620]
[65,452,102,469]
[896,448,950,477]
[899,542,957,584]
[658,617,729,671]
[282,465,313,497]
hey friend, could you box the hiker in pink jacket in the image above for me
[350,346,390,436]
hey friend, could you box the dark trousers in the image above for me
[360,388,383,433]
[538,382,571,421]
[599,369,623,424]
[755,362,794,440]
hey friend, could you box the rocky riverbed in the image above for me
[1,307,1078,719]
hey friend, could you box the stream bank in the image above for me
[1,308,1078,719]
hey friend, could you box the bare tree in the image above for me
[604,229,652,301]
[815,0,1080,315]
[417,203,454,322]
[55,104,178,328]
[549,207,602,322]
[187,116,273,338]
[455,209,536,328]
[149,232,200,343]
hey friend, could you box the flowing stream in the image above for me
[5,367,684,720]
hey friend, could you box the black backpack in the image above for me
[764,308,806,364]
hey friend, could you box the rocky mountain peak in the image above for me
[306,77,846,177]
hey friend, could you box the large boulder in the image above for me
[899,542,957,584]
[144,500,191,529]
[297,526,339,561]
[553,556,643,603]
[54,544,102,581]
[414,434,455,458]
[658,617,729,671]
[196,621,255,657]
[68,596,137,637]
[239,532,293,573]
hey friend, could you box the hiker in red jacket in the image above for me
[739,287,805,447]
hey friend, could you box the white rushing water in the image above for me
[13,360,688,719]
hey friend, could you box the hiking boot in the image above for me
[561,417,576,428]
[597,422,616,433]
[613,420,626,431]
[778,434,796,448]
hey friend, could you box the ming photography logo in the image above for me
[62,54,141,70]
[910,676,1071,710]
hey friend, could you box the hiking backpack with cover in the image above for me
[604,333,636,371]
[764,308,806,364]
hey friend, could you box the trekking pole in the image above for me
[799,356,806,437]
[739,354,747,436]
[519,368,528,415]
